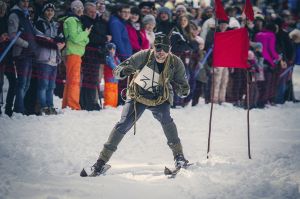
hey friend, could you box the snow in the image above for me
[1,68,300,199]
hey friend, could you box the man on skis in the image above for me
[86,32,190,176]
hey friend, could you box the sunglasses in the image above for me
[155,44,170,52]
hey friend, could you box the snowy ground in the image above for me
[1,68,300,199]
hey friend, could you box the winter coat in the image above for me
[276,29,294,63]
[155,20,174,35]
[109,15,132,61]
[171,26,192,55]
[95,15,110,63]
[254,30,279,68]
[8,5,37,58]
[63,16,89,56]
[81,15,109,50]
[35,17,62,66]
[81,15,109,88]
[295,43,300,65]
[126,23,149,53]
[113,49,190,105]
[200,18,215,41]
[81,15,107,66]
[104,54,120,83]
[0,15,8,36]
[0,14,11,65]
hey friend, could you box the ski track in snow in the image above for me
[1,68,300,199]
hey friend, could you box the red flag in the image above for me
[215,0,229,21]
[243,0,254,21]
[212,28,250,68]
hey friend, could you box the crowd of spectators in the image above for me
[0,0,300,116]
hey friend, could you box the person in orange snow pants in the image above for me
[62,55,82,110]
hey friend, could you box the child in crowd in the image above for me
[35,3,65,115]
[103,43,120,107]
[247,50,260,108]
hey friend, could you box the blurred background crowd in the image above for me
[0,0,300,116]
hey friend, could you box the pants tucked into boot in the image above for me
[162,122,183,157]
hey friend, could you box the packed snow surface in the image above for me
[1,68,300,199]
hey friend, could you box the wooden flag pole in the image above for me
[207,67,215,159]
[246,68,252,159]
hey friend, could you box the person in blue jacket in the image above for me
[109,4,132,62]
[109,4,133,105]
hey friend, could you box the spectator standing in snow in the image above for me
[103,43,120,108]
[8,0,38,114]
[211,20,229,104]
[109,4,132,105]
[62,0,91,110]
[254,22,281,107]
[80,2,104,111]
[35,2,65,115]
[0,0,16,117]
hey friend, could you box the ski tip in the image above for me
[80,168,88,177]
[164,166,172,175]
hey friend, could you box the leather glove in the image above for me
[177,89,190,98]
[121,66,135,76]
[178,89,190,98]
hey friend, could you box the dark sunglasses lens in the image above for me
[156,46,162,52]
[162,45,170,52]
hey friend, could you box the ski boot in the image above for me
[89,159,106,177]
[174,154,189,169]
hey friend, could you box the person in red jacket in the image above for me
[126,6,149,54]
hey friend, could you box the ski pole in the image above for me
[207,67,215,159]
[194,47,213,78]
[279,66,293,79]
[0,31,22,64]
[246,69,251,159]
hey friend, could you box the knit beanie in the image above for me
[142,14,156,25]
[131,6,141,16]
[106,42,116,50]
[42,3,55,13]
[175,4,186,13]
[71,0,83,11]
[157,7,172,18]
[138,1,155,10]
